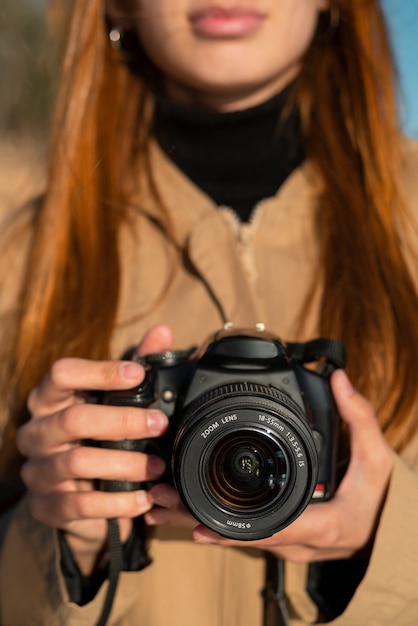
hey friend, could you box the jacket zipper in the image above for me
[219,201,268,284]
[219,199,267,239]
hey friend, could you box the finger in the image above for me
[148,483,182,508]
[20,447,166,490]
[191,499,338,548]
[330,369,393,475]
[145,507,198,529]
[331,369,378,434]
[27,489,153,528]
[191,525,323,562]
[145,485,197,529]
[28,358,146,417]
[193,521,347,563]
[191,517,357,566]
[330,371,393,541]
[135,324,174,357]
[17,403,168,454]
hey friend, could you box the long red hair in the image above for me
[1,0,417,481]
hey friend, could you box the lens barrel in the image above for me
[172,383,319,540]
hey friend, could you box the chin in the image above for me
[169,74,291,111]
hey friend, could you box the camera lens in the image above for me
[206,431,287,509]
[173,383,319,540]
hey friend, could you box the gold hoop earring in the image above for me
[315,5,341,44]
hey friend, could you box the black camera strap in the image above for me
[97,537,289,626]
[98,535,292,626]
[263,554,291,626]
[286,338,346,370]
[94,519,123,626]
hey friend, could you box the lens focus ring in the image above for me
[172,382,319,540]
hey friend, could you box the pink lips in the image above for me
[190,6,266,38]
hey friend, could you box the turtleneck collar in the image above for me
[153,86,304,222]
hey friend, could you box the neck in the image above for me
[153,86,304,221]
[164,67,301,113]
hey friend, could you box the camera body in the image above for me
[91,327,345,540]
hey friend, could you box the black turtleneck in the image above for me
[153,88,304,222]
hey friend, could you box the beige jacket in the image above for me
[1,141,418,626]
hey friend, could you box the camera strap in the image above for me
[99,532,293,626]
[98,536,291,626]
[263,554,291,626]
[95,519,123,626]
[286,338,346,370]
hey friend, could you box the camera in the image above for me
[89,326,346,540]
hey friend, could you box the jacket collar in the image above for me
[134,142,320,326]
[138,142,319,243]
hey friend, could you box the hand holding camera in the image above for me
[89,325,346,541]
[186,369,394,565]
[17,323,394,571]
[16,325,173,575]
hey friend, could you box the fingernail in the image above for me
[148,455,166,478]
[337,370,354,396]
[136,490,152,507]
[120,362,144,380]
[147,410,168,434]
[152,491,172,507]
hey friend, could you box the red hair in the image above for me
[0,0,417,481]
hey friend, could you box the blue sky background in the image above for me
[381,0,418,137]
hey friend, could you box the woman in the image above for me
[1,0,418,624]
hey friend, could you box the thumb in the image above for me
[330,369,377,431]
[135,324,174,357]
[330,369,391,466]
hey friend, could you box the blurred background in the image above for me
[382,0,418,137]
[0,0,66,214]
[0,0,417,215]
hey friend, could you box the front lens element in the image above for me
[206,431,287,509]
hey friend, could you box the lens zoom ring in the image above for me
[185,382,305,421]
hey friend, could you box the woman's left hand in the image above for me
[145,370,394,563]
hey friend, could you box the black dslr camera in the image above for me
[91,326,346,540]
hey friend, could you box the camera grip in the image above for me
[84,437,148,492]
[85,362,159,492]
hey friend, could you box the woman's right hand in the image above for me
[16,325,173,575]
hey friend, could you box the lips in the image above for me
[189,6,266,38]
